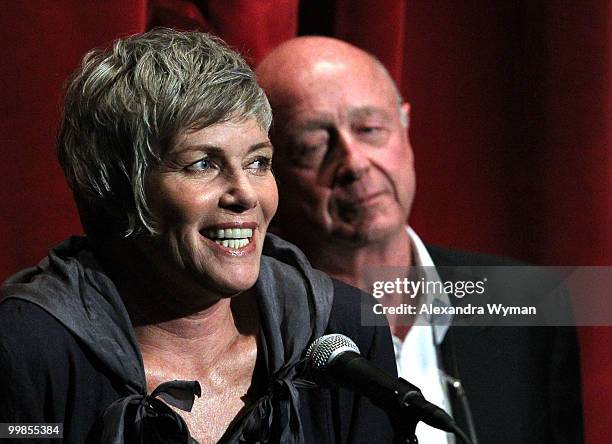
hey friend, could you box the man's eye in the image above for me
[356,126,389,144]
[292,143,327,168]
[357,126,383,134]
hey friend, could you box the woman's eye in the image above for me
[247,156,272,172]
[187,158,212,171]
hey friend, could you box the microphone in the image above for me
[306,334,470,442]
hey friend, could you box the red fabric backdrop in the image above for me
[1,1,610,441]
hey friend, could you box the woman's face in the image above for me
[143,118,278,298]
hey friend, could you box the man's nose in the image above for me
[219,170,258,212]
[333,131,370,186]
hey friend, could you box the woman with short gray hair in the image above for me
[0,29,395,443]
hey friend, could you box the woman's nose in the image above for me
[219,170,258,213]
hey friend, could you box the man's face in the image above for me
[272,58,416,248]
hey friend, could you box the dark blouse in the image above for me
[0,278,396,444]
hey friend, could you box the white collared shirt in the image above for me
[392,227,454,443]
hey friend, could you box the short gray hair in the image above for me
[58,28,272,237]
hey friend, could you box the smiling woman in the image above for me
[0,29,396,443]
[143,119,278,299]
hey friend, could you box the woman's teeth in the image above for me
[205,228,253,249]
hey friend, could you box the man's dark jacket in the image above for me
[428,245,583,444]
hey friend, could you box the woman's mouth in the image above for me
[202,227,254,250]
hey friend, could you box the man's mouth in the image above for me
[337,191,387,208]
[203,228,254,249]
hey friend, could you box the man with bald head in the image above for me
[257,38,414,289]
[257,37,582,443]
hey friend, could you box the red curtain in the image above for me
[1,1,610,442]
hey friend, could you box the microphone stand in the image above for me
[387,387,421,444]
[388,385,472,444]
[390,410,419,444]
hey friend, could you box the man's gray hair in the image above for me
[58,28,272,237]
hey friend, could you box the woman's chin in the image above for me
[194,270,259,298]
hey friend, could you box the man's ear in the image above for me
[400,102,411,128]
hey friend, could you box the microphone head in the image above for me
[306,334,360,371]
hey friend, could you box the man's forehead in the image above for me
[287,106,395,131]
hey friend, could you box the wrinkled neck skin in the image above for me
[284,227,412,291]
[131,294,259,372]
[92,235,259,364]
[278,227,414,338]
